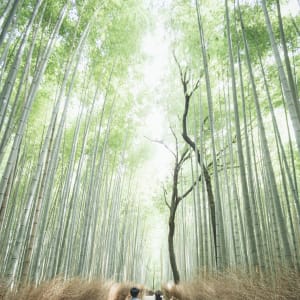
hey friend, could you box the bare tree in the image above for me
[174,55,218,267]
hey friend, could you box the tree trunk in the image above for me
[195,0,226,269]
[239,3,294,267]
[260,0,300,152]
[168,211,180,284]
[225,0,258,268]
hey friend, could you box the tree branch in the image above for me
[144,135,176,158]
[178,173,202,201]
[188,79,200,98]
[173,51,184,83]
[163,185,171,209]
[178,148,189,167]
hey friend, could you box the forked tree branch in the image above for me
[144,136,176,158]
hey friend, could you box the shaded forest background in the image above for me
[0,0,299,297]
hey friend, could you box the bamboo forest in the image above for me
[0,0,300,299]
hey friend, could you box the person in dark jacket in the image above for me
[154,290,162,300]
[130,287,140,300]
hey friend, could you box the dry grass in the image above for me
[1,270,299,300]
[162,270,300,300]
[0,278,145,300]
[107,282,145,300]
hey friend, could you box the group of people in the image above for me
[130,287,162,300]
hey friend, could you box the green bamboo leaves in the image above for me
[0,0,147,289]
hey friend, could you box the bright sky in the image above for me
[136,2,173,186]
[133,1,173,279]
[282,0,300,16]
